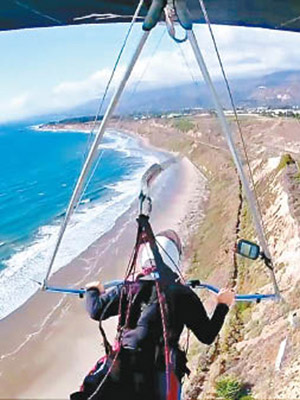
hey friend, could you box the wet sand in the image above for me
[0,156,207,399]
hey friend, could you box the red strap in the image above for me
[167,370,180,400]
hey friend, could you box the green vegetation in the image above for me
[275,154,300,181]
[235,301,251,315]
[239,201,255,241]
[215,376,253,400]
[277,153,295,171]
[58,115,96,124]
[120,114,300,399]
[215,376,243,400]
[173,118,195,132]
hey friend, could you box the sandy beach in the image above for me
[3,113,300,400]
[0,152,207,399]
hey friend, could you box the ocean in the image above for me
[0,122,163,320]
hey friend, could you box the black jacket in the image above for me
[86,280,229,349]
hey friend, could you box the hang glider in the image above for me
[44,162,278,303]
[1,0,300,32]
[29,0,281,301]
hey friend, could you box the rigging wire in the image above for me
[88,246,138,400]
[14,0,62,25]
[109,27,165,142]
[176,41,202,90]
[154,231,191,367]
[197,0,267,236]
[42,0,145,285]
[88,0,144,139]
[131,28,166,95]
[114,28,166,127]
[143,230,191,377]
[88,220,166,399]
[79,0,145,198]
[139,232,171,394]
[276,14,300,28]
[74,152,104,213]
[155,239,185,283]
[194,0,283,301]
[77,0,151,209]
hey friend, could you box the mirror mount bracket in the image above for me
[260,252,273,270]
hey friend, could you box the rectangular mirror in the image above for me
[236,239,260,260]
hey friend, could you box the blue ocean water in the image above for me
[0,122,162,319]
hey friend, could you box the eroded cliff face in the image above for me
[114,114,300,399]
[237,157,300,400]
[208,168,300,399]
[183,117,300,400]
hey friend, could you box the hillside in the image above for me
[113,114,300,399]
[64,70,300,117]
[37,112,300,399]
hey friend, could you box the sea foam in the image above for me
[0,129,164,320]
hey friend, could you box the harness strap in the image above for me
[99,323,112,355]
[97,214,178,399]
[137,214,176,397]
[137,214,178,286]
[155,280,172,395]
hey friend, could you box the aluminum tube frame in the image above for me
[42,31,150,288]
[45,280,124,297]
[187,29,280,298]
[45,280,277,302]
[195,283,277,302]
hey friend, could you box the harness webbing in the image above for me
[135,215,177,398]
[155,279,172,395]
[131,215,178,397]
[93,214,179,400]
[137,214,178,285]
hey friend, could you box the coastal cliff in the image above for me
[4,113,300,399]
[114,114,300,399]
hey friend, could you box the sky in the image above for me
[1,22,300,123]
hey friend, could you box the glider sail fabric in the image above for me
[1,0,300,32]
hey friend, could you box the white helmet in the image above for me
[139,230,182,276]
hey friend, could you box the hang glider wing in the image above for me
[1,1,300,32]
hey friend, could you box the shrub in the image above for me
[215,376,243,400]
[173,118,195,132]
[235,301,251,315]
[277,153,295,170]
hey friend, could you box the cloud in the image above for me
[1,24,300,123]
[52,68,112,100]
[204,25,300,75]
[0,69,122,123]
[10,93,30,108]
[0,93,31,121]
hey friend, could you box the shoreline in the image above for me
[36,122,175,160]
[25,115,300,399]
[0,129,207,399]
[0,125,170,321]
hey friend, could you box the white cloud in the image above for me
[9,93,30,108]
[53,69,111,98]
[1,24,300,123]
[0,93,31,122]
